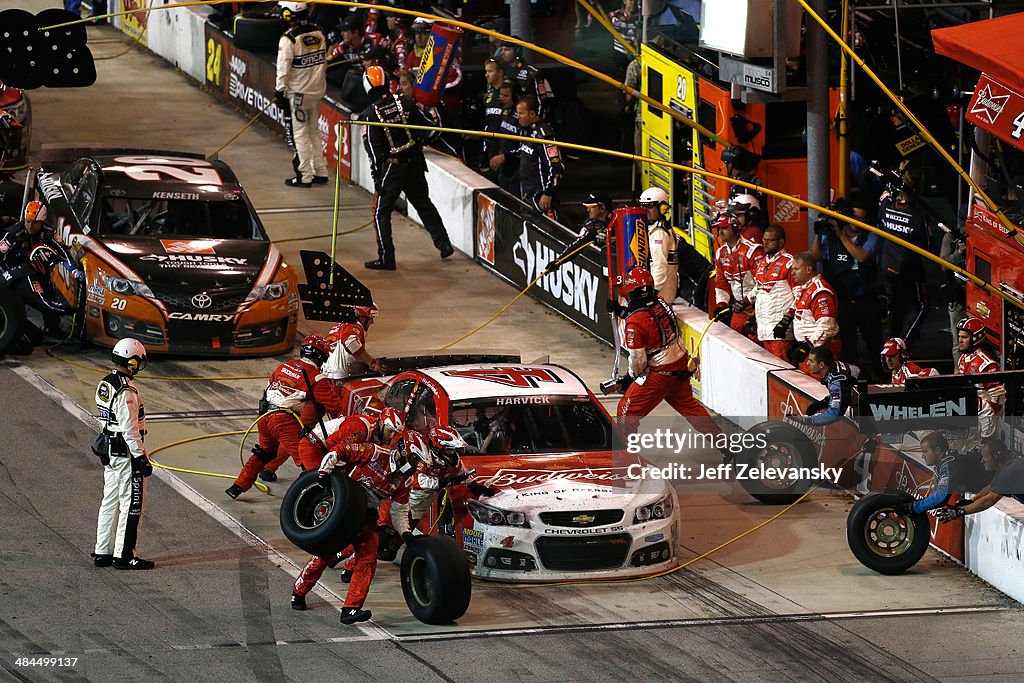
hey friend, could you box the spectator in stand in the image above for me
[498,38,554,117]
[810,199,885,379]
[880,337,938,386]
[405,19,433,71]
[609,0,640,77]
[749,224,796,361]
[487,81,522,195]
[777,252,841,372]
[877,181,930,341]
[936,439,1024,522]
[504,96,563,218]
[712,211,764,334]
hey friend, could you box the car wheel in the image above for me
[846,490,930,575]
[738,421,818,505]
[280,470,367,557]
[0,283,26,355]
[400,536,472,625]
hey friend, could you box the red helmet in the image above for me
[956,316,987,349]
[620,267,654,295]
[352,303,379,322]
[427,425,467,470]
[712,211,739,230]
[299,334,332,367]
[376,407,406,444]
[880,337,907,361]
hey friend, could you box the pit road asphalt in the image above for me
[1,14,1023,682]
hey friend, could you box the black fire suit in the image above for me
[362,90,453,264]
[510,120,563,213]
[0,221,79,332]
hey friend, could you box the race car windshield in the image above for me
[449,397,618,455]
[96,196,264,240]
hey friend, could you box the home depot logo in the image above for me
[477,194,496,266]
[970,83,1010,125]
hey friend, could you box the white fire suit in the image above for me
[94,370,149,562]
[751,251,795,341]
[276,19,328,183]
[647,217,678,300]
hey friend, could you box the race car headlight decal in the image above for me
[102,275,154,299]
[633,494,673,524]
[245,281,289,303]
[466,499,529,528]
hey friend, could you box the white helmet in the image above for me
[278,2,308,20]
[729,193,761,213]
[639,187,669,208]
[112,338,147,375]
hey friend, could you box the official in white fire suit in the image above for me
[276,2,328,187]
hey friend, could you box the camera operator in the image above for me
[876,170,930,341]
[809,199,885,379]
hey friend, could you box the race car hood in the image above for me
[96,237,272,288]
[468,451,671,505]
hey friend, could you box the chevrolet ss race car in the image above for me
[30,150,298,355]
[321,357,680,582]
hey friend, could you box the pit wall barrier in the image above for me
[113,6,1024,602]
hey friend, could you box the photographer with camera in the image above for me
[876,166,931,342]
[809,198,885,379]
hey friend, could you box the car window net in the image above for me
[448,398,612,455]
[97,197,261,239]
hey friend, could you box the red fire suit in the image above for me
[616,297,719,438]
[714,237,763,333]
[789,274,841,374]
[234,358,320,491]
[957,348,1005,439]
[751,251,795,360]
[322,321,367,380]
[890,361,938,386]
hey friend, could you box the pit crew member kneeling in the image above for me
[615,268,723,447]
[936,439,1024,522]
[789,346,855,426]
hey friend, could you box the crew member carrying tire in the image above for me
[226,335,332,499]
[313,429,430,624]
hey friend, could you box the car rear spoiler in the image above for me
[39,145,207,165]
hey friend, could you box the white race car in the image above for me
[334,359,680,581]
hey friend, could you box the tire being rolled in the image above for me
[280,469,367,556]
[400,535,472,625]
[846,490,930,575]
[738,421,819,505]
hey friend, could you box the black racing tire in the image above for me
[232,15,287,52]
[846,490,930,575]
[0,283,26,356]
[400,536,472,625]
[738,421,819,505]
[280,469,367,556]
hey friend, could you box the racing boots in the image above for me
[225,484,244,500]
[339,608,371,625]
[364,258,396,271]
[285,177,312,188]
[258,470,278,482]
[291,593,306,611]
[114,557,155,570]
[439,243,454,259]
[312,176,329,185]
[340,569,352,583]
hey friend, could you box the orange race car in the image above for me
[32,150,298,356]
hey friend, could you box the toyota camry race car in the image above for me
[30,150,298,355]
[330,356,680,581]
[0,80,30,174]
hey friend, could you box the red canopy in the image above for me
[932,13,1024,95]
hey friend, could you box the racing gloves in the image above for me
[773,314,793,340]
[934,506,966,523]
[132,456,153,477]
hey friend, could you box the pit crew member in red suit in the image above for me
[615,268,722,442]
[775,252,840,372]
[712,212,763,334]
[748,224,795,359]
[881,337,938,386]
[290,408,406,610]
[225,335,331,499]
[314,429,430,624]
[956,316,1005,441]
[322,303,381,380]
